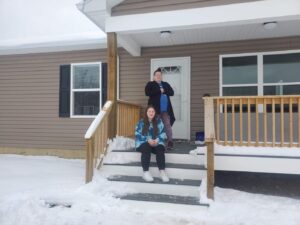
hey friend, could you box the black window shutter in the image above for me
[101,63,108,107]
[59,65,71,117]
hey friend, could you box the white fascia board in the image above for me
[77,0,107,30]
[77,0,106,13]
[0,39,107,56]
[106,0,125,13]
[118,34,141,56]
[105,0,300,33]
[84,10,107,31]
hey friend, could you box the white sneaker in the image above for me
[143,171,154,182]
[159,170,169,183]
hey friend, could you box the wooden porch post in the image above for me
[85,138,93,183]
[204,97,215,199]
[107,32,118,138]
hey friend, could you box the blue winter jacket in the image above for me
[135,118,166,149]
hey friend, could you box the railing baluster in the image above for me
[289,97,293,147]
[224,98,228,145]
[280,98,284,147]
[239,98,243,146]
[298,98,300,147]
[232,99,235,146]
[247,98,251,146]
[272,98,275,147]
[264,98,267,147]
[216,98,220,144]
[255,98,259,146]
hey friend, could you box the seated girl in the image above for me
[135,105,169,182]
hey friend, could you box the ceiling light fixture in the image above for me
[160,30,172,38]
[263,21,278,30]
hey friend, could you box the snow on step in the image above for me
[108,175,201,186]
[105,151,204,165]
[101,163,206,180]
[108,176,201,197]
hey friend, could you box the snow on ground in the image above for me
[0,154,300,225]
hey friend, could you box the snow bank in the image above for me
[107,136,135,152]
[190,143,300,157]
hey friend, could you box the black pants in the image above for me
[137,142,166,171]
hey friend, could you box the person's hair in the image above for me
[153,68,162,76]
[142,105,158,138]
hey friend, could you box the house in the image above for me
[1,0,300,199]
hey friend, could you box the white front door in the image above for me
[151,57,191,140]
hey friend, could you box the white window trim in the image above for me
[70,62,102,118]
[219,49,300,97]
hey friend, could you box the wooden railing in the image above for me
[85,101,114,183]
[213,95,300,147]
[203,95,300,199]
[117,100,141,137]
[85,100,141,183]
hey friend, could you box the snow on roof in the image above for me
[0,36,107,56]
[0,0,107,55]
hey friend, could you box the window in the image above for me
[263,53,300,95]
[71,62,102,117]
[220,51,300,97]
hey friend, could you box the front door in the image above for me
[151,57,190,140]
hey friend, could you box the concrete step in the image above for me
[104,162,204,170]
[108,175,201,197]
[108,175,201,186]
[101,164,206,180]
[112,147,204,155]
[104,151,204,165]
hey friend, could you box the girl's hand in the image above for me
[148,139,157,146]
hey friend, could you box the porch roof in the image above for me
[79,0,300,56]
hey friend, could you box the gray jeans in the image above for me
[159,112,173,142]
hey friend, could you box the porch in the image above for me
[80,0,300,202]
[204,95,300,198]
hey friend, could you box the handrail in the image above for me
[85,99,141,183]
[209,95,300,99]
[85,101,114,183]
[85,101,113,139]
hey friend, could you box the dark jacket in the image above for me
[145,81,175,126]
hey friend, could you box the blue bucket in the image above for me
[195,131,205,144]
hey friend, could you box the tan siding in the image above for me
[112,0,259,16]
[119,36,300,139]
[0,49,107,150]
